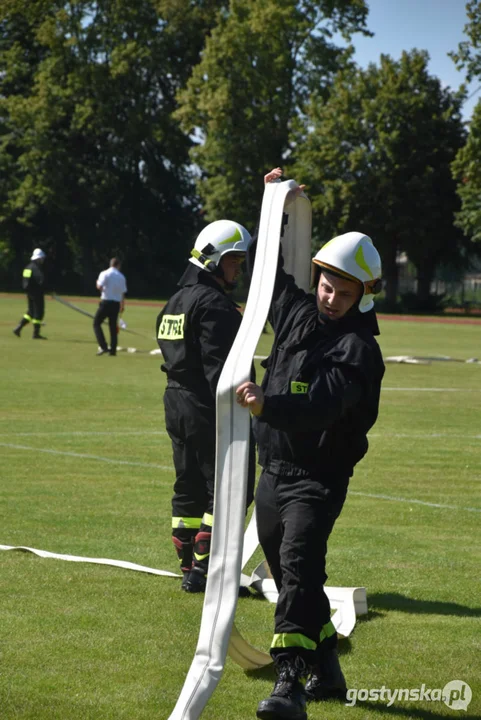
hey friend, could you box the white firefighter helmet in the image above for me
[189,220,252,272]
[31,248,46,261]
[312,232,382,313]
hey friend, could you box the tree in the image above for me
[450,0,481,84]
[0,7,51,283]
[175,0,370,229]
[290,50,468,309]
[451,0,481,253]
[0,1,224,295]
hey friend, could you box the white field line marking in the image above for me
[369,432,481,440]
[0,430,168,437]
[1,438,478,514]
[0,442,171,471]
[1,430,480,441]
[382,387,481,392]
[349,491,481,513]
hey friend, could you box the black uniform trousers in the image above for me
[93,300,120,354]
[255,470,348,664]
[165,385,256,525]
[26,293,45,323]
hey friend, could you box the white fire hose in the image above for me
[166,179,312,720]
[0,179,367,718]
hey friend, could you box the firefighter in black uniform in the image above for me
[13,248,48,339]
[236,168,385,720]
[156,219,255,593]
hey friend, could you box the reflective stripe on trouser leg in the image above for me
[172,517,202,530]
[271,633,317,652]
[23,314,32,322]
[193,513,213,572]
[319,620,336,645]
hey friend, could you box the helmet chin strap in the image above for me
[191,247,238,291]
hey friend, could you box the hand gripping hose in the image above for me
[166,179,311,720]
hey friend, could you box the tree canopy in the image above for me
[0,0,476,308]
[451,0,481,253]
[175,0,370,228]
[290,50,468,308]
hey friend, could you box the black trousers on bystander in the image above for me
[93,300,120,355]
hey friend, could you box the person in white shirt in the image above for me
[93,257,127,356]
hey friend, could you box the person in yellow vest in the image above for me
[13,248,48,340]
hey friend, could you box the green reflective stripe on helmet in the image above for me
[172,517,202,530]
[355,245,373,279]
[23,314,32,321]
[202,513,213,528]
[217,227,242,246]
[271,633,317,651]
[23,269,32,278]
[319,620,336,643]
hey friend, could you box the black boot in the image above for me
[172,532,195,590]
[305,649,347,702]
[33,323,47,340]
[183,528,211,593]
[182,565,207,593]
[13,317,29,337]
[257,658,307,720]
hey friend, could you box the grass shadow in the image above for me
[355,700,478,720]
[369,592,481,618]
[357,609,385,624]
[243,638,354,681]
[245,664,276,681]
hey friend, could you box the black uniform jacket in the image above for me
[156,264,243,407]
[255,265,385,483]
[22,261,44,294]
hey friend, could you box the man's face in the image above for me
[316,271,362,320]
[219,253,245,286]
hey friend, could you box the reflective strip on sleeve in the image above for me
[290,381,309,394]
[319,619,337,643]
[271,633,317,651]
[23,269,32,278]
[158,314,185,340]
[172,517,202,530]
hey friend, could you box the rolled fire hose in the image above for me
[166,179,312,720]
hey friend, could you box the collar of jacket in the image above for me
[176,263,225,292]
[319,307,380,337]
[176,263,242,307]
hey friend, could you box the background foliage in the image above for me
[1,0,481,305]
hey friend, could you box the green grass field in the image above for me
[1,293,480,720]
